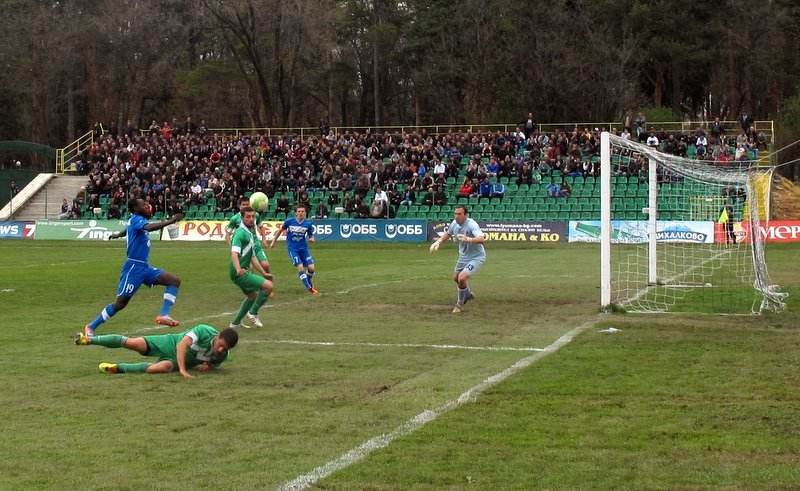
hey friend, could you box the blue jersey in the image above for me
[126,214,152,262]
[281,217,313,251]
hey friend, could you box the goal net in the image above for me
[598,132,787,314]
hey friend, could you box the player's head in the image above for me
[214,327,239,353]
[454,205,468,225]
[241,206,256,227]
[295,204,307,221]
[128,198,148,217]
[239,196,250,211]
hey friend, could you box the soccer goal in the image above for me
[598,132,787,314]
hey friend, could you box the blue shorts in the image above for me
[117,260,164,297]
[288,248,314,268]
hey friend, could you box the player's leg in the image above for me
[100,359,173,374]
[303,252,318,294]
[452,260,481,313]
[153,270,181,326]
[85,263,141,336]
[85,294,132,337]
[291,251,314,291]
[232,276,260,327]
[254,246,275,299]
[247,277,274,328]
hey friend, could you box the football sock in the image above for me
[299,272,312,290]
[89,304,116,330]
[457,287,469,305]
[159,285,179,316]
[117,362,152,373]
[90,334,128,348]
[306,270,315,285]
[250,291,270,314]
[233,298,255,324]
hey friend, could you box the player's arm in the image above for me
[269,224,286,249]
[458,233,485,244]
[175,336,194,379]
[250,255,268,277]
[143,212,184,232]
[307,225,315,244]
[258,224,269,247]
[430,231,451,252]
[224,226,234,245]
[108,229,127,240]
[231,249,247,276]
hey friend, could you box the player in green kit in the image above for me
[226,195,275,308]
[74,324,238,378]
[229,206,274,329]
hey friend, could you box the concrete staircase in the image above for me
[12,175,89,220]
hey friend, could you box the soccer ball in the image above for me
[249,192,269,212]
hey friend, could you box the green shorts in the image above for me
[144,334,179,367]
[233,272,267,294]
[254,242,268,263]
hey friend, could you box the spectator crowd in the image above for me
[69,114,768,218]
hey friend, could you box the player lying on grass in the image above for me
[74,324,238,378]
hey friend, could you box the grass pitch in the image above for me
[0,240,798,489]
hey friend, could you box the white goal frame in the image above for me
[599,131,787,314]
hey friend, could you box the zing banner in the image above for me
[34,219,160,241]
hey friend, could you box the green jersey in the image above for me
[229,224,256,280]
[144,324,228,368]
[227,211,264,239]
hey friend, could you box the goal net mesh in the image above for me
[603,134,787,314]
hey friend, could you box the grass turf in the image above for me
[0,240,798,489]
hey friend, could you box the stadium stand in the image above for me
[71,123,767,222]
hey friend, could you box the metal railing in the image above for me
[55,130,94,174]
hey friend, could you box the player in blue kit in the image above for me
[269,204,319,294]
[429,204,486,313]
[82,198,184,337]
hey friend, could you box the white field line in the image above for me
[278,318,598,491]
[243,339,543,352]
[126,271,547,335]
[126,275,432,335]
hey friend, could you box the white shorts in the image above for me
[455,258,484,278]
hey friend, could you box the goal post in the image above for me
[599,132,787,314]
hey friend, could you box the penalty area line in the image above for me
[277,318,598,491]
[243,339,543,352]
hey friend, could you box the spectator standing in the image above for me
[711,117,725,143]
[521,112,536,139]
[635,112,646,140]
[738,110,753,136]
[621,109,633,133]
[10,179,20,198]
